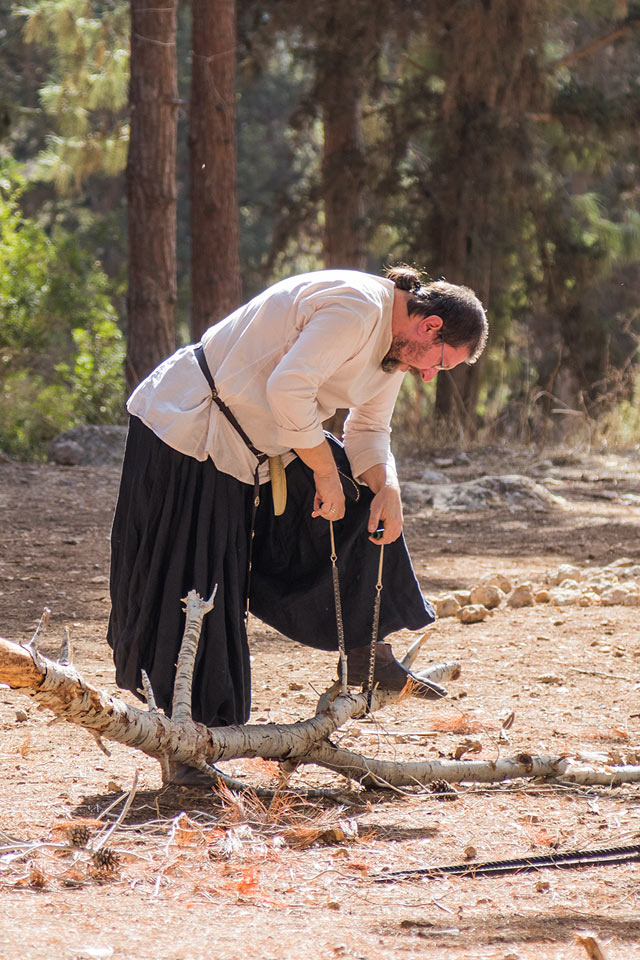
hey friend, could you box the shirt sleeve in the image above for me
[342,371,404,480]
[265,298,374,449]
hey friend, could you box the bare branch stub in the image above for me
[139,669,159,713]
[27,607,51,653]
[59,626,72,666]
[171,586,218,724]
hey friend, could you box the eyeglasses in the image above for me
[434,334,446,372]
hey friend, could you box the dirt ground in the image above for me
[1,443,640,960]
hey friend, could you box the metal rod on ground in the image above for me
[374,843,640,881]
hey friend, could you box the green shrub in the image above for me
[0,161,125,458]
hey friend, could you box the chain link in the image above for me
[329,521,348,692]
[329,520,384,705]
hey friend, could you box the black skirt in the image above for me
[251,441,435,650]
[108,417,434,726]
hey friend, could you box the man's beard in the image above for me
[381,336,419,375]
[381,353,401,373]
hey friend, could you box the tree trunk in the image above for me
[321,91,366,270]
[316,4,371,436]
[189,0,242,341]
[429,1,547,431]
[125,0,178,390]
[317,6,368,270]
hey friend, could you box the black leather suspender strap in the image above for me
[194,342,268,618]
[194,343,267,465]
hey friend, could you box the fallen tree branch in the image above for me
[3,591,640,792]
[0,628,413,773]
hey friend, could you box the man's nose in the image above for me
[420,368,438,383]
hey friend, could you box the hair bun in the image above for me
[385,265,421,292]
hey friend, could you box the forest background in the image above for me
[1,0,640,461]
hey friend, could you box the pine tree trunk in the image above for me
[318,5,367,270]
[430,1,546,431]
[321,92,366,270]
[317,4,370,436]
[125,0,178,390]
[189,0,241,341]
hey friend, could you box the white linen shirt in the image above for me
[127,270,405,485]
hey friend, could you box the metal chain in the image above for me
[329,520,348,693]
[366,544,384,712]
[329,520,385,703]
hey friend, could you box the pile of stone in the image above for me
[434,557,640,624]
[401,473,567,514]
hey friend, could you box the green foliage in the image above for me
[5,0,640,451]
[16,0,129,191]
[0,161,125,458]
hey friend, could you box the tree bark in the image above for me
[125,0,178,390]
[317,5,369,270]
[430,1,547,431]
[189,0,242,340]
[321,90,366,270]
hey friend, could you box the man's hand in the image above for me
[367,484,403,543]
[293,439,345,520]
[359,462,404,544]
[311,471,346,521]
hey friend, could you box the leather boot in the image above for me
[340,642,447,700]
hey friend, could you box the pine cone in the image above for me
[29,866,46,889]
[66,823,92,848]
[91,847,120,872]
[428,779,458,801]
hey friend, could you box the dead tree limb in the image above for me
[3,591,640,791]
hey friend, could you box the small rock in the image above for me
[586,575,619,594]
[622,592,640,607]
[535,880,550,893]
[435,596,461,618]
[77,948,114,960]
[454,590,472,606]
[550,587,582,606]
[483,573,512,594]
[288,681,303,691]
[49,439,84,466]
[601,585,633,606]
[469,584,504,609]
[508,583,534,608]
[550,564,581,585]
[457,604,489,623]
[558,578,580,590]
[578,591,600,607]
[463,845,477,860]
[534,589,551,603]
[15,709,28,722]
[420,468,449,484]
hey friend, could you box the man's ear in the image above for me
[417,314,443,338]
